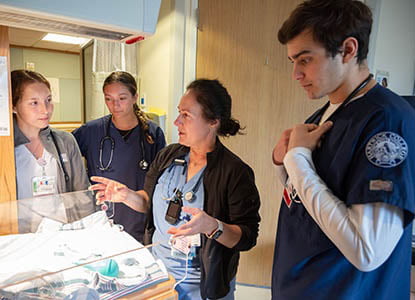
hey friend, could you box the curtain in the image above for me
[87,39,138,121]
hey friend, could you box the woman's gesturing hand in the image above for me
[167,207,218,237]
[89,176,129,205]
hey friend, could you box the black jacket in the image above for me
[144,140,261,299]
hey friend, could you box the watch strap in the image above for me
[205,219,223,240]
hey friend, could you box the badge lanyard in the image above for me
[50,130,69,182]
[32,130,69,196]
[308,73,373,125]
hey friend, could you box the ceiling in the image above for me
[9,27,83,53]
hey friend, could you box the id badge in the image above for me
[32,176,57,196]
[169,234,201,261]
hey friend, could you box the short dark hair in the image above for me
[278,0,373,64]
[186,79,242,137]
[11,70,51,107]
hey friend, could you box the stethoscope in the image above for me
[164,158,205,203]
[182,165,205,202]
[98,116,149,171]
[308,73,373,125]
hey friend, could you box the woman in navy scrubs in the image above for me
[73,71,165,242]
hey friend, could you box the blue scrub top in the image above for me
[73,115,166,241]
[151,153,205,286]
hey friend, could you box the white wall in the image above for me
[138,0,172,139]
[138,0,198,143]
[370,0,415,95]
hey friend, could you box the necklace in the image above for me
[112,117,138,141]
[117,128,134,140]
[26,138,43,159]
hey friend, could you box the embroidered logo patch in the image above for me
[365,131,408,168]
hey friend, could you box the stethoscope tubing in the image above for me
[164,160,205,203]
[98,135,115,171]
[309,74,373,125]
[98,116,148,172]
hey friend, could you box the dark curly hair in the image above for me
[278,0,372,65]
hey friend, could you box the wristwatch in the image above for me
[206,219,223,240]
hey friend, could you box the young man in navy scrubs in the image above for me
[271,0,415,299]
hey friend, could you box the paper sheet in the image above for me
[0,56,10,136]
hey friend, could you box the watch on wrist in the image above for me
[206,219,223,240]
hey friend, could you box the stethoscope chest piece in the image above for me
[184,191,195,202]
[139,159,149,171]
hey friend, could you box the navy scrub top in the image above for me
[272,84,415,299]
[73,114,166,242]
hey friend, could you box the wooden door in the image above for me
[197,0,324,286]
[0,25,18,235]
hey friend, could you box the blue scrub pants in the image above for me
[175,277,236,300]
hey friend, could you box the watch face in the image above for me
[212,229,223,240]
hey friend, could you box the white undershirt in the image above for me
[319,102,341,124]
[15,145,59,200]
[276,95,404,271]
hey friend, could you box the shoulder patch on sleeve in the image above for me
[365,131,408,168]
